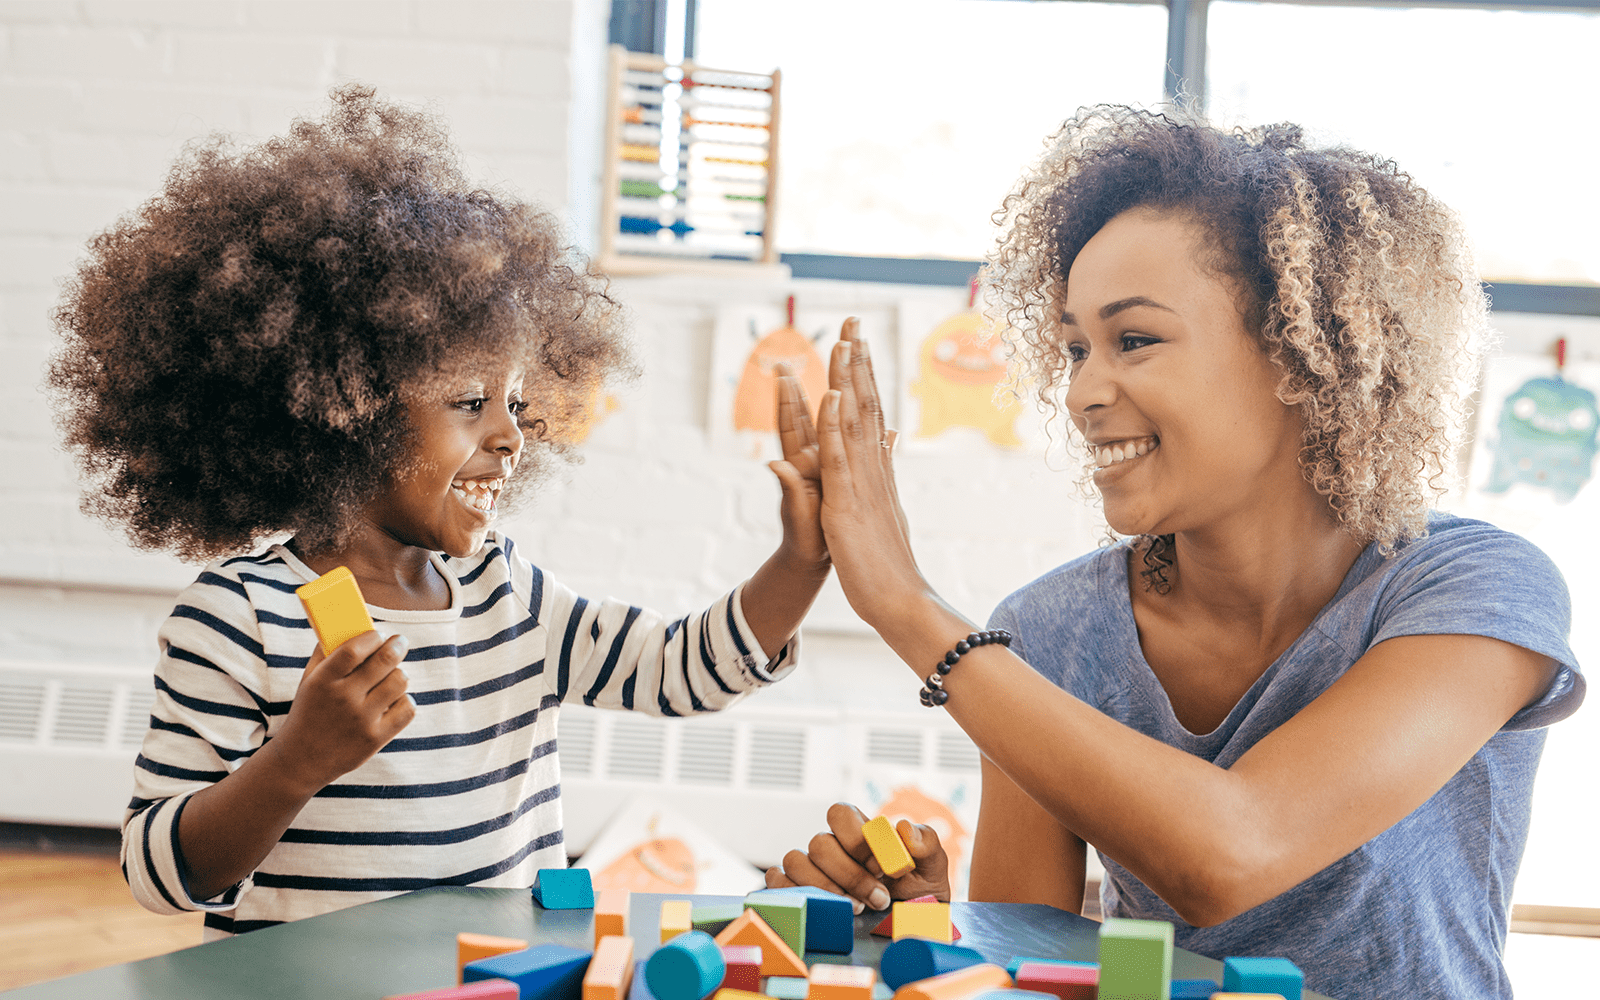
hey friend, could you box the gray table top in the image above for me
[2,889,1335,999]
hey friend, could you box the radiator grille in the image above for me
[52,685,115,746]
[677,725,735,785]
[866,728,923,767]
[607,718,666,780]
[0,679,46,743]
[747,726,805,789]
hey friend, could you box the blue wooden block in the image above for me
[1222,957,1303,1000]
[644,930,726,1000]
[879,938,987,991]
[533,868,595,910]
[627,961,657,1000]
[463,943,593,1000]
[768,885,854,955]
[1170,980,1220,999]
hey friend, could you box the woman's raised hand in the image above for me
[765,802,951,913]
[816,318,924,629]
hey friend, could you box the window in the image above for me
[694,0,1168,260]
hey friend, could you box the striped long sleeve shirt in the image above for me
[122,532,795,939]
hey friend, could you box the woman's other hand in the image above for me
[764,802,951,913]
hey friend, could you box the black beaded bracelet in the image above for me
[919,629,1012,707]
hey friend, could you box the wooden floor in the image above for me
[0,850,203,992]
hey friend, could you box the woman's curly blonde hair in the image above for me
[986,106,1488,584]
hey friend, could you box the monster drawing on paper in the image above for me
[909,310,1021,448]
[1484,374,1599,503]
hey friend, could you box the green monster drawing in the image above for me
[1484,375,1599,503]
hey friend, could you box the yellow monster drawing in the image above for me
[910,310,1020,448]
[733,298,828,434]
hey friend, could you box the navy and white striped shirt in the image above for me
[122,532,794,939]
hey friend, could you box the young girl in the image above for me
[770,108,1584,1000]
[50,86,830,939]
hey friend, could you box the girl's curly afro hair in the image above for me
[986,105,1488,585]
[52,84,634,562]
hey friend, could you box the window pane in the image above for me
[695,0,1168,259]
[1208,1,1600,285]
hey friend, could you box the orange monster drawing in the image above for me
[568,392,622,445]
[909,309,1021,448]
[732,297,828,434]
[595,835,699,893]
[876,785,972,887]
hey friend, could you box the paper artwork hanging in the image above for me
[1481,339,1599,504]
[573,795,765,896]
[897,291,1035,453]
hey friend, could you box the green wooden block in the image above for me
[764,976,808,1000]
[691,902,745,936]
[743,889,806,956]
[1096,917,1173,1000]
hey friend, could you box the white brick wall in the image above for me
[0,0,1104,728]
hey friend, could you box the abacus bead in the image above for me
[944,650,961,666]
[930,689,949,706]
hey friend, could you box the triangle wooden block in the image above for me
[713,908,807,977]
[868,895,961,940]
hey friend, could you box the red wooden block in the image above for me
[1015,961,1097,1000]
[868,895,961,940]
[720,945,763,993]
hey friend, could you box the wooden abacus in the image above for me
[598,45,783,275]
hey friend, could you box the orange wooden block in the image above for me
[595,889,630,946]
[891,965,1011,1000]
[807,963,875,1000]
[660,899,693,943]
[456,933,529,984]
[891,901,952,944]
[713,908,808,977]
[713,992,769,1000]
[584,935,636,1000]
[861,816,915,879]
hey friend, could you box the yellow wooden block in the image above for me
[595,888,630,947]
[861,815,915,879]
[807,963,875,1000]
[456,932,528,983]
[660,899,693,942]
[891,901,952,944]
[296,566,375,655]
[583,934,635,1000]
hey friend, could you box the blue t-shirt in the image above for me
[988,514,1584,1000]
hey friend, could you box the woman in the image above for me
[771,107,1584,1000]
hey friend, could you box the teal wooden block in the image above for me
[743,889,807,956]
[1222,957,1303,1000]
[767,885,853,955]
[644,930,726,1000]
[463,943,593,1000]
[691,902,744,936]
[763,977,808,1000]
[879,938,987,991]
[1169,980,1219,999]
[1096,918,1173,1000]
[532,868,595,910]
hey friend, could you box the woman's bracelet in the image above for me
[919,629,1012,707]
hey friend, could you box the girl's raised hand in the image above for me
[816,318,923,629]
[272,630,415,794]
[764,802,951,913]
[768,363,827,571]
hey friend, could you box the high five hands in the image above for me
[769,318,954,911]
